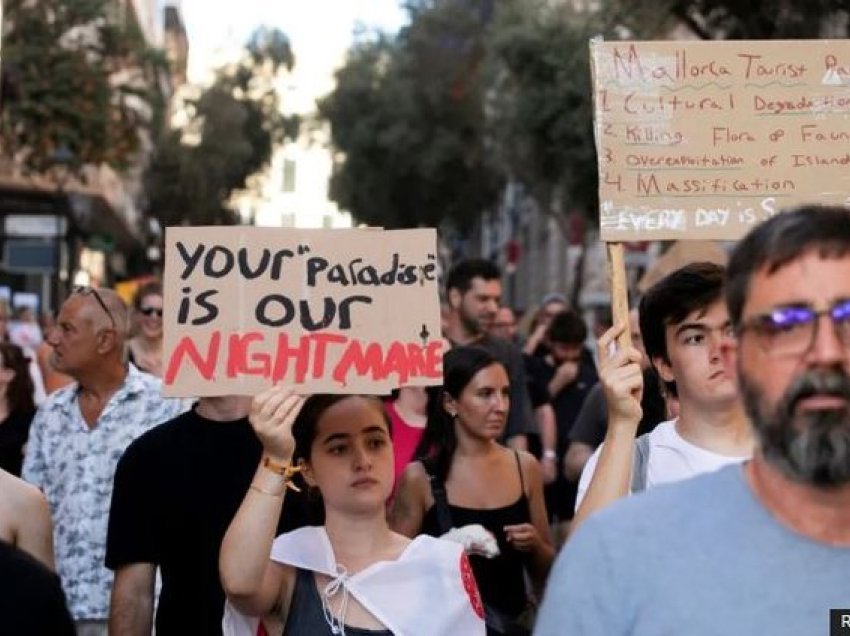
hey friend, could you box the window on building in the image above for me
[282,160,296,193]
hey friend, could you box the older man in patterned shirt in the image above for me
[23,287,185,636]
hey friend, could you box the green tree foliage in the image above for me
[486,1,604,231]
[144,27,298,227]
[0,0,167,173]
[319,0,617,234]
[317,1,500,230]
[320,0,850,236]
[649,0,850,40]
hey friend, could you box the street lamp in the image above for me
[49,143,75,311]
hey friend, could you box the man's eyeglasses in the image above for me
[736,299,850,357]
[73,286,116,328]
[139,307,163,318]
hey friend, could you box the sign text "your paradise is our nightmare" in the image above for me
[162,227,444,397]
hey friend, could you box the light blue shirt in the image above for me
[536,465,850,636]
[22,365,187,620]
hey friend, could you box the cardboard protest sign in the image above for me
[162,227,443,397]
[590,39,850,241]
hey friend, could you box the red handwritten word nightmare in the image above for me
[164,331,444,388]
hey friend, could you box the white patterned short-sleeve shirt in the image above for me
[22,365,188,620]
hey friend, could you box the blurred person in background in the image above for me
[564,308,667,483]
[8,305,43,349]
[385,386,429,496]
[127,282,164,377]
[535,310,598,540]
[0,342,37,476]
[523,293,568,358]
[489,308,560,486]
[491,306,519,343]
[0,301,47,405]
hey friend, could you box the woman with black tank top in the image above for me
[391,347,555,634]
[220,388,485,636]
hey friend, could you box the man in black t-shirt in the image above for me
[105,396,305,635]
[535,310,598,537]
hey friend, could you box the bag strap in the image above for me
[513,450,526,496]
[630,433,651,494]
[422,460,453,534]
[425,459,531,635]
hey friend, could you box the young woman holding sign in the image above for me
[219,387,485,636]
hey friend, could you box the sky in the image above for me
[180,0,407,86]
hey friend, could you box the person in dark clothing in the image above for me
[488,305,560,480]
[106,396,305,635]
[0,539,75,635]
[566,369,666,461]
[564,309,667,482]
[391,346,554,632]
[534,310,598,537]
[523,293,569,359]
[0,342,36,476]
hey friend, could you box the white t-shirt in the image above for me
[575,419,750,511]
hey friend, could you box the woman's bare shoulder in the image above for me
[0,470,49,539]
[1,469,47,511]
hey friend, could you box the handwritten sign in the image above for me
[590,39,850,240]
[162,227,443,397]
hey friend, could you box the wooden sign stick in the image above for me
[606,242,632,351]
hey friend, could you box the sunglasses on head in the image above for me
[72,286,116,328]
[139,306,163,318]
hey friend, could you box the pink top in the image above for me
[385,400,426,491]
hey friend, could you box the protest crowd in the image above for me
[0,203,847,636]
[4,25,850,636]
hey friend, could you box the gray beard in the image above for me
[739,368,850,487]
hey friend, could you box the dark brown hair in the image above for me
[0,342,35,415]
[726,205,850,326]
[639,262,726,398]
[133,281,163,310]
[415,346,505,482]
